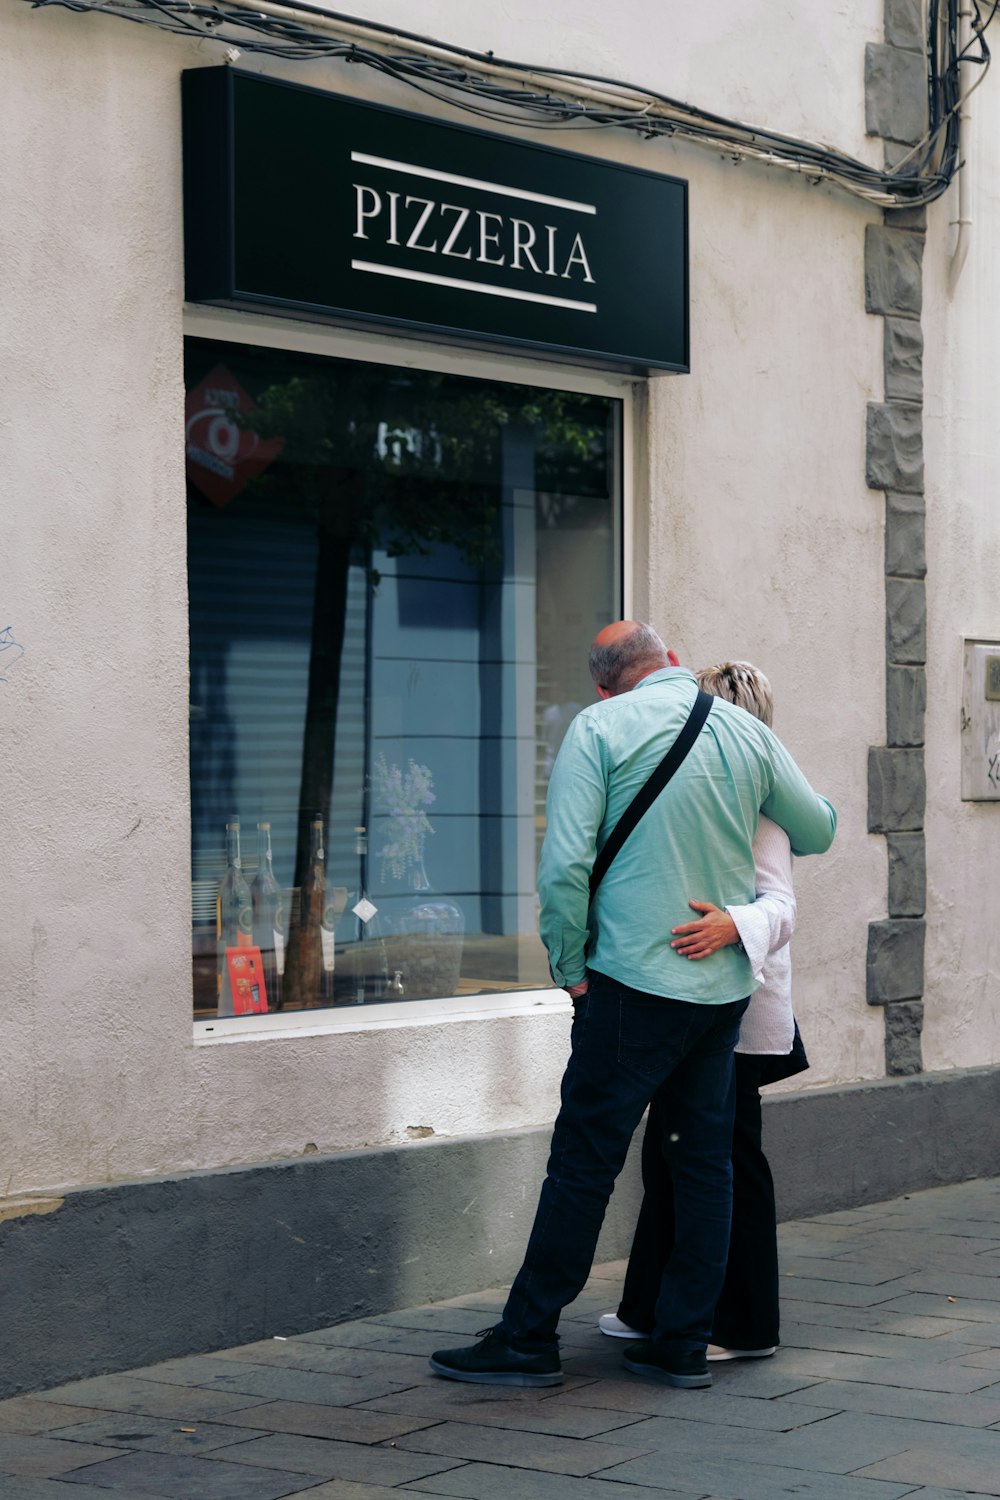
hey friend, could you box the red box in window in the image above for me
[226,946,269,1014]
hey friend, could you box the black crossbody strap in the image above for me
[588,690,714,901]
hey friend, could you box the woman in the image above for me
[599,660,806,1361]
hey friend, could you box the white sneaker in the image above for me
[598,1313,646,1339]
[706,1344,777,1361]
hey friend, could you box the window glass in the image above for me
[186,338,620,1017]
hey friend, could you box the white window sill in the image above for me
[194,987,572,1044]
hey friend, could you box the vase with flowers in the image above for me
[372,754,464,999]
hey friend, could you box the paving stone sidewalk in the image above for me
[3,1177,1000,1500]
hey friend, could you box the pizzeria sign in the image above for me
[182,68,689,373]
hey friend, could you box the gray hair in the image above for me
[588,623,671,694]
[696,661,774,727]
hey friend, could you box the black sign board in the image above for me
[182,68,688,373]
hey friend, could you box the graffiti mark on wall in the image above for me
[0,626,24,682]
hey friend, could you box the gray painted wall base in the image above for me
[0,1126,642,1400]
[3,1065,999,1399]
[768,1066,1000,1219]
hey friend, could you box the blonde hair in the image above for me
[696,661,774,727]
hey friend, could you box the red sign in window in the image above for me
[185,363,283,507]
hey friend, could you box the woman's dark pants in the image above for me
[618,1052,780,1350]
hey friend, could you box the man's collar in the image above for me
[634,666,696,690]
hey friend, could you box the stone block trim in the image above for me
[886,577,926,664]
[865,43,928,143]
[884,1000,924,1075]
[865,226,924,317]
[887,830,926,916]
[883,203,928,231]
[884,0,925,51]
[868,746,926,832]
[887,664,926,746]
[867,401,924,493]
[882,139,912,173]
[867,918,926,1003]
[884,316,924,404]
[866,1,929,1076]
[885,492,927,577]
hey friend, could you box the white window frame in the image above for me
[184,304,640,1044]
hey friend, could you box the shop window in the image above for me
[186,337,620,1018]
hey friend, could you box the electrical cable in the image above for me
[21,0,996,207]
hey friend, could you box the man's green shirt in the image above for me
[538,667,837,1002]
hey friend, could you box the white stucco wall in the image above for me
[3,0,901,1199]
[921,66,1000,1070]
[642,147,886,1088]
[313,0,885,167]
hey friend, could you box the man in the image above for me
[430,621,836,1390]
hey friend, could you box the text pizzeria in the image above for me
[353,185,596,284]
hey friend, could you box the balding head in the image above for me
[588,620,675,697]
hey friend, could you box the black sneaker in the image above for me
[429,1325,563,1387]
[623,1339,711,1389]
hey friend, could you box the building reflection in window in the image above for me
[186,338,620,1016]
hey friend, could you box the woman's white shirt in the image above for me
[726,815,796,1055]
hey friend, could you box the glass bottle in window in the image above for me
[322,882,349,1001]
[251,821,284,1011]
[350,824,388,1005]
[281,813,328,1010]
[299,814,327,1008]
[216,819,252,1016]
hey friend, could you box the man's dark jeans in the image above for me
[500,970,748,1352]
